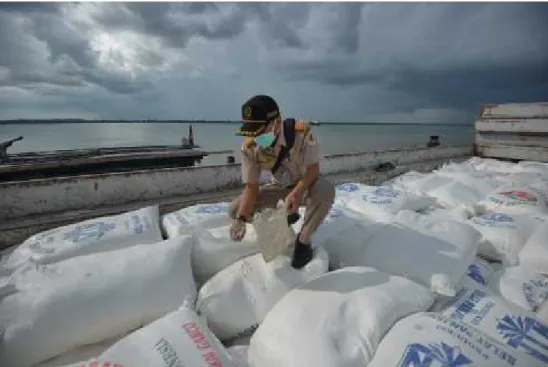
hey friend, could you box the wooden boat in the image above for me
[0,125,233,182]
[1,102,547,251]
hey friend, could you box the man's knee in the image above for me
[314,177,335,206]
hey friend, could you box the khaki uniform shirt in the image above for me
[240,120,320,187]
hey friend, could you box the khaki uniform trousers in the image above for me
[228,176,335,243]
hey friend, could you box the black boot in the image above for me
[291,237,313,269]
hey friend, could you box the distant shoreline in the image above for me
[0,119,472,127]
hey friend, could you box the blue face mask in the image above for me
[254,132,276,148]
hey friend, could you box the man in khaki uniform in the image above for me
[229,94,335,269]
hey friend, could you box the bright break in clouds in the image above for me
[0,2,547,123]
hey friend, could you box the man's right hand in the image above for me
[230,218,246,242]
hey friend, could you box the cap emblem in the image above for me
[243,106,252,120]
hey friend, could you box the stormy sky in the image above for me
[0,2,547,123]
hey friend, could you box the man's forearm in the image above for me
[294,162,320,195]
[237,183,259,219]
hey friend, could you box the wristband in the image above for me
[237,214,249,223]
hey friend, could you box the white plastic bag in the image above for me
[162,202,231,238]
[467,212,543,264]
[248,267,435,367]
[252,200,297,262]
[440,286,548,364]
[490,265,548,312]
[3,206,162,270]
[343,185,435,215]
[64,305,233,367]
[357,210,481,296]
[367,312,545,367]
[196,247,329,341]
[0,237,196,367]
[519,222,548,273]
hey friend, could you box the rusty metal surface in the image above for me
[0,147,472,250]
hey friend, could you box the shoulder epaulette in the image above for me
[243,138,256,149]
[295,120,311,134]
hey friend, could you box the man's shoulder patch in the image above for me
[295,120,310,134]
[243,138,256,149]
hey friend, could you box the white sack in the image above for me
[429,257,496,313]
[3,206,162,270]
[248,266,435,367]
[62,305,233,367]
[196,247,329,341]
[467,212,543,265]
[367,312,545,367]
[466,156,520,173]
[162,202,231,238]
[519,222,548,273]
[419,206,472,222]
[310,203,379,252]
[439,286,548,364]
[227,345,250,367]
[0,237,196,367]
[518,160,548,175]
[342,184,434,215]
[427,180,492,209]
[490,266,548,312]
[477,183,548,218]
[351,210,481,296]
[191,226,259,286]
[33,336,120,367]
[538,300,548,324]
[384,170,427,192]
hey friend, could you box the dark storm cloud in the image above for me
[0,5,149,94]
[0,2,547,120]
[0,2,60,13]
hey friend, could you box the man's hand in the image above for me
[230,218,246,242]
[285,189,303,214]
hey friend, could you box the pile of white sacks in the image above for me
[1,157,548,367]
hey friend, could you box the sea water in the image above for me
[0,122,472,165]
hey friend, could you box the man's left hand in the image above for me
[285,189,302,214]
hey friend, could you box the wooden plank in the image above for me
[474,102,548,161]
[475,132,548,148]
[475,119,548,133]
[475,145,548,163]
[480,102,548,119]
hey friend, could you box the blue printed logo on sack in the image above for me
[522,275,548,311]
[63,221,117,244]
[195,203,228,214]
[466,264,487,285]
[475,213,515,228]
[497,315,548,363]
[328,208,343,219]
[397,342,473,367]
[336,183,359,192]
[374,187,401,198]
